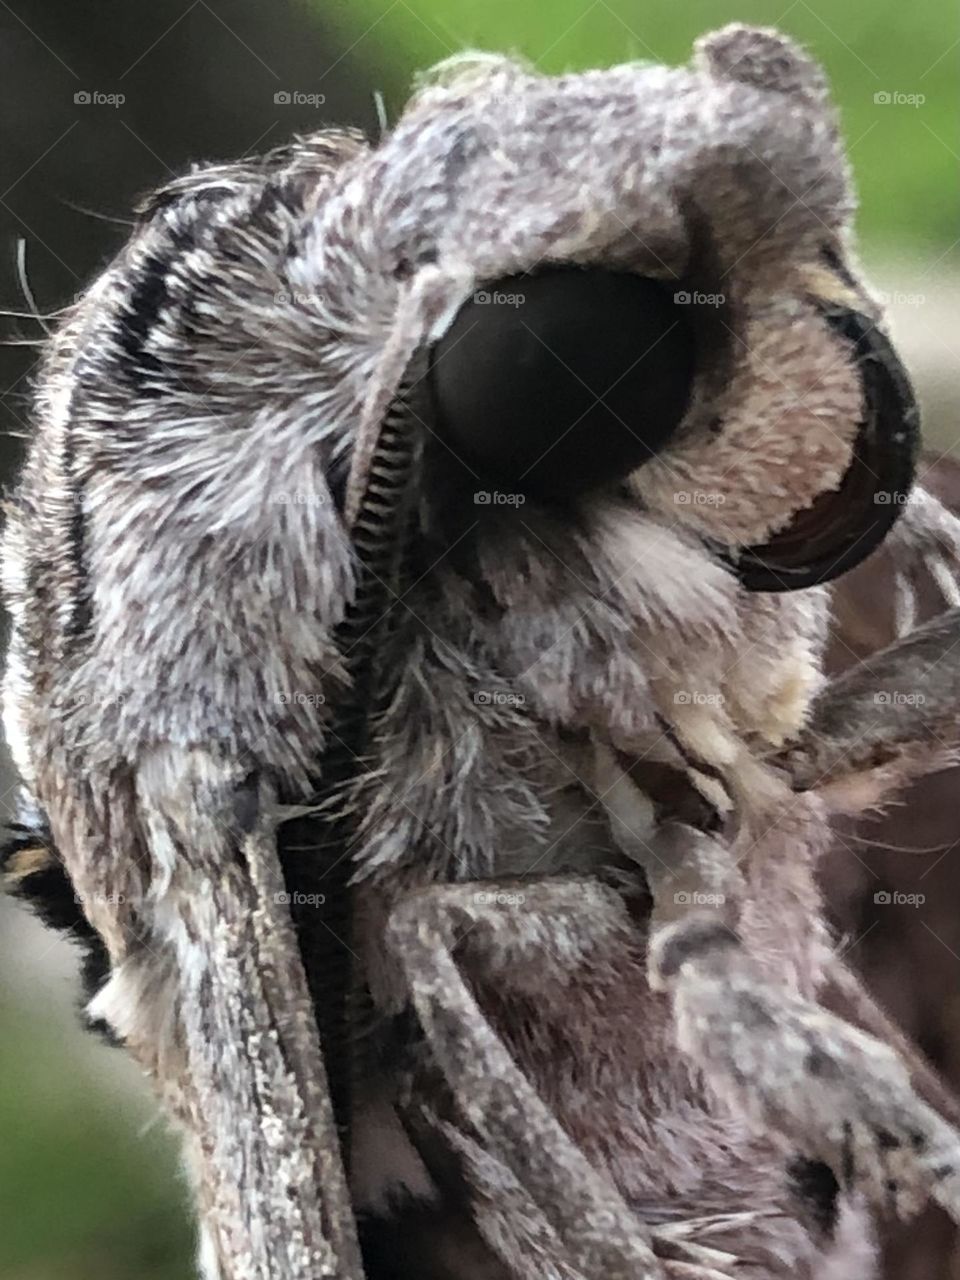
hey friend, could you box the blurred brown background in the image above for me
[826,455,960,1280]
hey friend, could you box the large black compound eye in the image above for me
[428,266,696,499]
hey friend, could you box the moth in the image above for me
[5,21,960,1280]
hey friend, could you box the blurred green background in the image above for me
[0,1,956,1278]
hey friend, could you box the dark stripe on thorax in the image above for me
[61,425,93,643]
[115,250,173,397]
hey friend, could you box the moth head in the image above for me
[318,25,918,590]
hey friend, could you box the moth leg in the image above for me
[384,878,667,1280]
[780,605,960,806]
[821,959,960,1134]
[596,742,960,1226]
[888,487,960,635]
[592,743,743,931]
[648,912,960,1226]
[57,748,363,1280]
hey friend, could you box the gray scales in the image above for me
[4,22,960,1280]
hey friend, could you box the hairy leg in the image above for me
[781,606,960,806]
[384,878,668,1280]
[648,911,960,1224]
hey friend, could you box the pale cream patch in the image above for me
[721,591,828,747]
[630,295,863,547]
[723,639,821,748]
